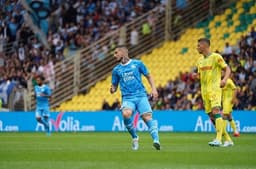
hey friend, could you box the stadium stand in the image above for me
[0,0,163,110]
[55,0,251,111]
[1,0,255,111]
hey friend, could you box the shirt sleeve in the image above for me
[229,79,236,90]
[138,61,149,76]
[46,86,52,96]
[111,68,119,86]
[215,54,227,68]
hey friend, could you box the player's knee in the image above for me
[122,109,132,118]
[208,112,213,118]
[141,113,152,121]
[36,117,42,122]
[43,116,48,120]
[212,107,220,114]
[226,114,232,121]
[222,114,228,120]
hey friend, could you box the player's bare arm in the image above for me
[110,85,117,94]
[145,74,158,99]
[221,66,231,87]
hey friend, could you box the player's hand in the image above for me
[151,89,158,100]
[110,85,116,94]
[191,73,199,80]
[220,79,227,88]
[232,98,239,105]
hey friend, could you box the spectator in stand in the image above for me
[130,26,139,47]
[111,98,121,110]
[102,99,111,110]
[223,42,233,55]
[249,26,256,40]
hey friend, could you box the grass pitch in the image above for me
[0,132,255,169]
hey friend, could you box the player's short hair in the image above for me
[115,45,128,53]
[37,74,45,81]
[115,45,127,49]
[198,38,210,46]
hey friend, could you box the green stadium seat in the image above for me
[55,0,256,111]
[215,21,221,28]
[180,48,189,55]
[223,33,230,40]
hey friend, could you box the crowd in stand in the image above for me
[0,0,255,111]
[153,27,256,111]
[0,0,163,107]
[102,27,256,111]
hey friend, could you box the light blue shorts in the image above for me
[35,107,50,118]
[121,96,152,116]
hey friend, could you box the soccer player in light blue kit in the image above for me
[110,46,160,150]
[34,75,52,135]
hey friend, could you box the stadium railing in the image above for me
[16,0,231,111]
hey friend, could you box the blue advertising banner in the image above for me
[0,111,255,133]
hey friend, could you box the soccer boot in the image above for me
[208,139,222,147]
[132,137,139,150]
[233,131,240,137]
[153,142,161,150]
[223,141,234,147]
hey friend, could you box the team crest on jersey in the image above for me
[131,64,136,69]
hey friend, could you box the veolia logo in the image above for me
[50,112,80,132]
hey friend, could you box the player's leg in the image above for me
[222,114,234,146]
[223,101,239,137]
[208,91,223,146]
[35,109,48,127]
[138,97,160,150]
[202,95,221,146]
[203,94,215,126]
[226,111,239,137]
[121,100,138,150]
[207,107,223,146]
[207,112,215,127]
[42,107,51,135]
[225,113,240,137]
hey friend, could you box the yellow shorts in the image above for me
[202,90,222,113]
[222,100,233,114]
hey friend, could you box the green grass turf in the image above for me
[0,132,255,169]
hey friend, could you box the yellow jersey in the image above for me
[197,52,227,95]
[222,78,236,102]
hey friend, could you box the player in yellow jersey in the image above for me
[222,76,240,137]
[194,38,233,147]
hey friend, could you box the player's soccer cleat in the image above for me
[233,131,240,137]
[208,139,222,147]
[153,142,161,150]
[223,141,234,147]
[132,137,139,150]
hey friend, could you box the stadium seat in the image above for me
[55,0,256,111]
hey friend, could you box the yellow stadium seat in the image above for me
[57,1,256,111]
[224,9,232,15]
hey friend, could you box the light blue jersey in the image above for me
[35,84,52,118]
[111,58,160,148]
[111,59,148,98]
[35,84,51,108]
[34,83,52,134]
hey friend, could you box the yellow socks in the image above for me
[230,119,237,133]
[215,117,223,142]
[222,120,232,142]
